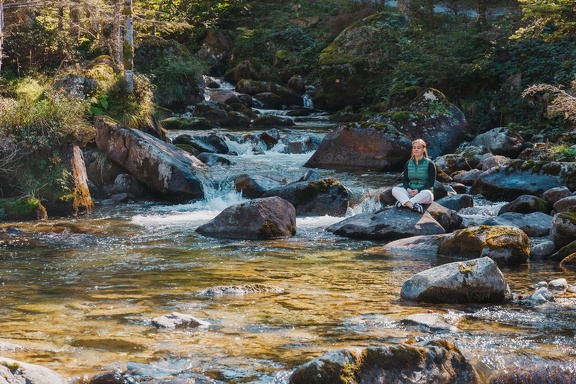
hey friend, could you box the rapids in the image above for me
[1,115,576,383]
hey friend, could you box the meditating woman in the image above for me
[392,138,436,213]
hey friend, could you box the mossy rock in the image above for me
[437,225,530,265]
[0,197,47,221]
[161,117,212,130]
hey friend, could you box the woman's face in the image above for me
[412,142,425,157]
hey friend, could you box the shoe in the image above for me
[412,203,424,214]
[395,201,403,208]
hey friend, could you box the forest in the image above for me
[0,0,575,216]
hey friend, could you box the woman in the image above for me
[392,138,436,213]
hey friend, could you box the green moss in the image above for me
[390,111,416,122]
[357,121,401,135]
[0,197,47,221]
[559,212,576,225]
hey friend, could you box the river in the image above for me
[1,112,575,383]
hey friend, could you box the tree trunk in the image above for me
[0,0,3,76]
[123,0,134,92]
[70,0,81,41]
[477,0,487,25]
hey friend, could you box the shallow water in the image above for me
[1,127,576,383]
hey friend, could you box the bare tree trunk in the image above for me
[70,0,81,41]
[123,0,134,92]
[0,0,3,76]
[477,0,487,25]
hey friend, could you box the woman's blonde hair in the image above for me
[410,138,429,160]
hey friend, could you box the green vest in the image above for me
[406,158,431,190]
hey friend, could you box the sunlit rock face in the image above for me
[401,257,512,304]
[196,196,296,240]
[95,116,206,203]
[289,340,482,384]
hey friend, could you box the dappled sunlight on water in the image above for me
[2,137,576,382]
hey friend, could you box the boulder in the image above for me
[366,234,448,256]
[53,74,98,99]
[304,123,412,171]
[530,239,556,258]
[436,194,474,212]
[458,145,491,169]
[452,169,484,185]
[0,356,67,384]
[479,154,512,171]
[234,174,284,199]
[470,160,576,202]
[327,202,461,241]
[108,174,145,197]
[482,212,552,237]
[370,88,469,158]
[401,257,512,303]
[437,225,530,265]
[543,186,573,205]
[196,153,231,166]
[498,194,551,215]
[317,11,409,112]
[251,114,295,128]
[549,210,576,249]
[95,116,206,203]
[195,196,296,240]
[553,195,576,213]
[470,127,524,158]
[288,340,481,384]
[235,79,303,107]
[434,153,471,175]
[262,178,350,217]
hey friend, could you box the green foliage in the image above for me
[149,56,205,108]
[3,16,79,75]
[0,82,95,153]
[514,0,576,42]
[103,74,156,128]
[551,145,576,162]
[0,196,47,221]
[234,25,321,69]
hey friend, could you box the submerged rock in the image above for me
[288,340,481,384]
[197,284,285,296]
[151,312,209,329]
[488,359,576,384]
[401,257,512,304]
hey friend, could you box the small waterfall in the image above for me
[303,93,314,109]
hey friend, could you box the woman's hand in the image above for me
[407,188,418,196]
